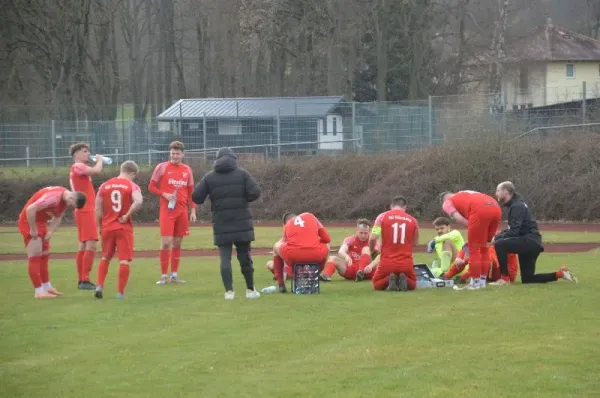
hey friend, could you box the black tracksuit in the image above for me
[494,193,558,283]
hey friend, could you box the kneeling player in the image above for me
[427,217,466,278]
[266,238,293,280]
[444,244,518,285]
[94,161,143,299]
[369,196,419,291]
[272,212,331,293]
[320,218,379,282]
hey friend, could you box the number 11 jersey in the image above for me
[373,209,419,263]
[97,177,141,232]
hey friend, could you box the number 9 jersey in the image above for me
[372,209,419,264]
[97,178,141,232]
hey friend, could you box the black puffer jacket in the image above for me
[494,192,543,246]
[192,147,261,245]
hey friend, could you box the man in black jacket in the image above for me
[492,181,578,286]
[192,147,262,300]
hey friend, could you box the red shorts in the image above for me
[101,229,134,262]
[280,243,329,268]
[373,261,416,280]
[75,210,99,242]
[467,204,502,247]
[159,210,189,237]
[341,263,374,280]
[20,226,50,251]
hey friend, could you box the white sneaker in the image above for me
[246,289,261,299]
[224,291,235,300]
[559,266,578,283]
[466,280,481,290]
[489,279,510,286]
[156,276,168,285]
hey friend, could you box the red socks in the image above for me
[273,255,285,285]
[159,249,170,275]
[83,250,95,282]
[322,261,336,277]
[97,259,110,288]
[39,254,50,284]
[170,249,181,274]
[28,256,42,288]
[76,250,85,281]
[358,253,371,271]
[118,264,130,294]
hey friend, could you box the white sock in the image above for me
[161,274,168,279]
[42,282,53,290]
[479,276,486,286]
[471,278,480,287]
[35,287,44,294]
[171,272,178,278]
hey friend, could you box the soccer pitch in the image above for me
[1,228,599,396]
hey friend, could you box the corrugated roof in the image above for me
[157,96,345,120]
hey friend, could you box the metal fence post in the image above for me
[352,101,358,154]
[203,112,207,163]
[276,108,281,161]
[51,119,56,168]
[26,146,30,168]
[179,100,183,136]
[582,81,587,124]
[428,96,433,145]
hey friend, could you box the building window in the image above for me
[566,63,575,79]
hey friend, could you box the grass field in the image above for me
[1,226,598,255]
[0,227,599,397]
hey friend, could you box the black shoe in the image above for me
[94,289,103,299]
[278,283,287,293]
[355,270,364,282]
[398,273,408,291]
[78,281,96,290]
[387,273,400,291]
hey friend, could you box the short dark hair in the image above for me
[282,212,296,225]
[391,196,407,207]
[74,192,87,209]
[356,218,371,228]
[433,217,451,227]
[69,142,90,156]
[170,141,185,151]
[439,191,453,205]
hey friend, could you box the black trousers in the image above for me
[218,241,254,292]
[494,237,558,284]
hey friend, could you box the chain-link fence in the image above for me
[1,84,599,168]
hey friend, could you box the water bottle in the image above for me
[167,187,179,211]
[261,286,277,294]
[91,155,113,165]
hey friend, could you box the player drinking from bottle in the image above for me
[149,141,197,284]
[18,187,87,298]
[69,142,105,290]
[439,190,502,290]
[369,196,419,291]
[94,161,143,299]
[272,212,331,293]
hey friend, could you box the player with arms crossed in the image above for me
[94,161,143,300]
[439,190,502,290]
[272,212,331,293]
[369,196,419,291]
[320,218,380,282]
[69,142,106,290]
[18,187,86,298]
[149,141,197,284]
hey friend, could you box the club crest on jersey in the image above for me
[168,178,188,187]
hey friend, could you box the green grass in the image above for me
[1,226,598,255]
[0,249,598,397]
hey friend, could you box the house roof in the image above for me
[470,20,600,65]
[157,96,345,120]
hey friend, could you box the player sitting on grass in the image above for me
[426,217,466,278]
[319,218,379,282]
[443,243,518,285]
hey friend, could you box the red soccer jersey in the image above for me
[343,235,381,261]
[283,212,331,249]
[97,177,141,232]
[148,161,196,213]
[373,209,418,263]
[443,190,497,219]
[70,163,96,212]
[18,186,68,228]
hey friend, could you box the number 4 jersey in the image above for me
[97,178,141,232]
[372,209,419,263]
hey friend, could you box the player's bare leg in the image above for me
[77,240,97,290]
[169,236,185,283]
[157,236,173,285]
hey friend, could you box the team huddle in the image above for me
[17,141,578,299]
